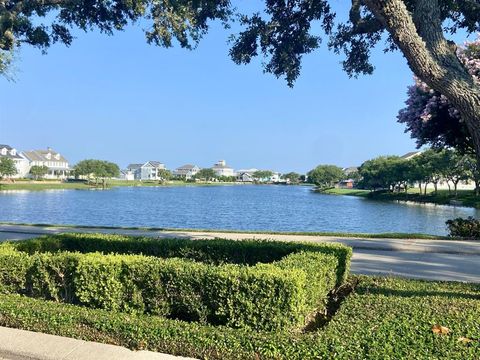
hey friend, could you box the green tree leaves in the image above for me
[0,157,17,179]
[307,165,344,189]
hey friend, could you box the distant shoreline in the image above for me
[0,180,310,192]
[320,187,480,209]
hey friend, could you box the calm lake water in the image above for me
[0,185,478,235]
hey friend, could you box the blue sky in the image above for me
[0,3,446,173]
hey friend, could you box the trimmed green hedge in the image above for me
[0,238,347,331]
[0,276,477,359]
[14,233,351,285]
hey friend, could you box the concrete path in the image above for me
[0,326,194,360]
[1,223,479,283]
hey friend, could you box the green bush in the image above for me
[14,233,351,285]
[0,239,345,331]
[446,217,480,239]
[0,276,477,359]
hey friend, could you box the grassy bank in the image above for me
[0,180,240,191]
[0,221,445,239]
[0,276,477,359]
[323,188,480,209]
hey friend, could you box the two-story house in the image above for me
[0,144,30,178]
[127,161,166,180]
[173,164,200,180]
[23,148,70,179]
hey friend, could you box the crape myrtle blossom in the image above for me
[398,36,480,154]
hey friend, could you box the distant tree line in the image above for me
[357,149,479,196]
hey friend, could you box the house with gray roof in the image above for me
[0,144,30,178]
[23,147,70,179]
[173,164,200,180]
[127,161,166,180]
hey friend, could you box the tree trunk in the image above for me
[434,182,438,195]
[364,0,480,166]
[446,181,451,195]
[454,181,458,197]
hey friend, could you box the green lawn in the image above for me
[0,276,477,359]
[0,180,239,191]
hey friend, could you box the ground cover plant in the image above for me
[0,234,351,331]
[0,276,477,359]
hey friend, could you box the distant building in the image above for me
[401,151,422,160]
[119,169,135,181]
[23,147,70,179]
[338,179,355,189]
[173,164,200,180]
[127,161,166,181]
[236,168,258,182]
[270,172,282,183]
[0,144,30,178]
[212,160,235,177]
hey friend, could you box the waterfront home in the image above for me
[236,168,258,182]
[127,161,166,181]
[173,164,200,180]
[212,160,235,177]
[338,179,355,189]
[0,144,30,178]
[23,147,70,179]
[119,169,135,181]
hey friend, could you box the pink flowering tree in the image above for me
[398,37,480,155]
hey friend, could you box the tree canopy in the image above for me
[0,157,17,178]
[253,170,274,181]
[307,165,344,188]
[194,168,217,181]
[74,159,120,181]
[29,165,49,179]
[398,37,480,155]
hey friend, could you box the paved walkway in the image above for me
[1,223,479,282]
[0,326,194,360]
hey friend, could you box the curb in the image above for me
[0,326,194,360]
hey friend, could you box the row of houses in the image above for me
[0,144,70,179]
[2,144,282,183]
[120,160,282,182]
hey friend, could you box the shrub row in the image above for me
[14,233,352,284]
[0,276,477,359]
[446,217,480,239]
[0,243,341,331]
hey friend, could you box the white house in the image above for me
[23,147,70,179]
[119,169,135,181]
[236,168,257,182]
[212,160,235,177]
[0,144,30,178]
[173,164,200,180]
[127,161,166,181]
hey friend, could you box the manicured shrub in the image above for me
[0,277,477,359]
[446,217,480,239]
[0,241,344,331]
[14,233,352,285]
[0,244,31,294]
